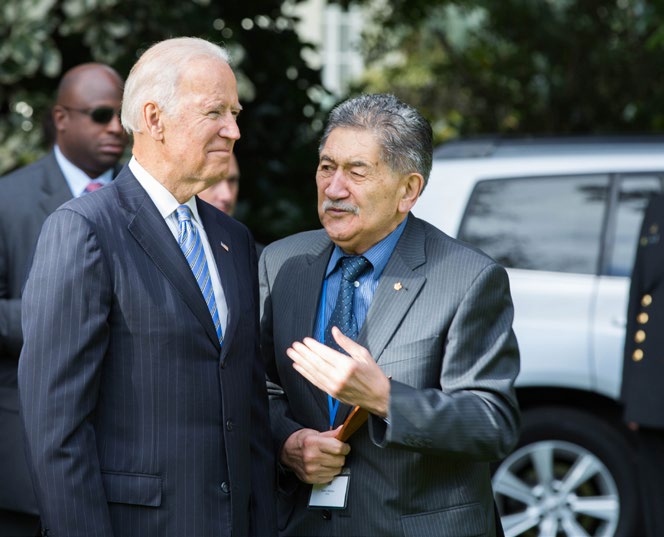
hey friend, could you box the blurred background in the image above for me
[3,0,664,245]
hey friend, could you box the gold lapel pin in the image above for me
[394,282,403,291]
[220,241,229,252]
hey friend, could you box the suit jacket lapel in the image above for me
[359,215,427,362]
[118,169,221,350]
[38,151,73,216]
[336,216,427,426]
[197,199,237,364]
[296,235,336,420]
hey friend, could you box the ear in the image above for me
[52,105,68,133]
[143,102,164,141]
[398,173,424,214]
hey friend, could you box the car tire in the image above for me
[492,406,639,537]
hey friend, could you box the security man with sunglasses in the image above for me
[0,62,127,535]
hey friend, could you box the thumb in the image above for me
[332,327,371,363]
[320,426,343,438]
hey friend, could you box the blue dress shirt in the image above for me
[316,216,408,342]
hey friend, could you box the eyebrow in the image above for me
[319,155,370,168]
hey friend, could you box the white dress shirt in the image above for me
[128,156,228,335]
[54,144,114,197]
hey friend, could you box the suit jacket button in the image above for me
[322,509,331,520]
[226,419,234,431]
[220,481,230,494]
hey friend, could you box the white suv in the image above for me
[413,137,664,537]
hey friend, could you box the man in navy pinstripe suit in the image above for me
[18,37,276,537]
[260,94,519,536]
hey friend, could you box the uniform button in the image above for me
[635,330,646,344]
[322,509,331,520]
[633,349,644,362]
[220,481,230,494]
[637,312,649,324]
[226,419,234,431]
[642,294,653,307]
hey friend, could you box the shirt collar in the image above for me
[325,215,409,279]
[54,144,114,197]
[128,156,199,222]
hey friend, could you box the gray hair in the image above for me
[121,37,230,134]
[319,94,433,186]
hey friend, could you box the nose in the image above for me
[106,113,124,136]
[216,181,233,203]
[324,168,349,200]
[220,115,241,141]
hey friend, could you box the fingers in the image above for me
[286,334,386,412]
[330,327,371,362]
[281,428,349,484]
[319,428,351,455]
[286,339,350,397]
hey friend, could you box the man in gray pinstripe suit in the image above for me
[18,37,275,537]
[0,62,126,536]
[260,94,520,536]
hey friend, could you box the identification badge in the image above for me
[308,468,350,509]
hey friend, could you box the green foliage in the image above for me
[0,0,328,242]
[341,0,664,142]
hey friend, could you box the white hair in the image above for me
[121,37,230,134]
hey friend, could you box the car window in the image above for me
[605,175,663,277]
[459,175,609,274]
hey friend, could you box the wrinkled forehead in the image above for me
[176,59,240,111]
[319,127,382,164]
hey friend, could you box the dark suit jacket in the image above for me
[18,167,276,536]
[622,194,664,428]
[0,151,74,514]
[260,215,520,537]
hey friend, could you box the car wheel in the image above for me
[492,406,638,537]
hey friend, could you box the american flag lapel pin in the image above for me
[394,282,403,291]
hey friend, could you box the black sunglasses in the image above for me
[62,105,121,124]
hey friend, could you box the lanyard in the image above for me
[318,279,339,430]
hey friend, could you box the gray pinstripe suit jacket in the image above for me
[260,215,520,537]
[18,167,276,536]
[0,151,72,516]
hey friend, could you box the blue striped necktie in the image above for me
[176,205,223,346]
[324,256,370,353]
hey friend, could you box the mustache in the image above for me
[322,200,359,215]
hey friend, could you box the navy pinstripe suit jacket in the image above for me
[260,215,520,537]
[18,167,276,536]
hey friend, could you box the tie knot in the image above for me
[176,205,193,223]
[84,181,104,193]
[340,256,370,282]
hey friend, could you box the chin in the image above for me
[324,227,354,246]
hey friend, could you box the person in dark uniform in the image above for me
[622,192,664,537]
[0,62,127,536]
